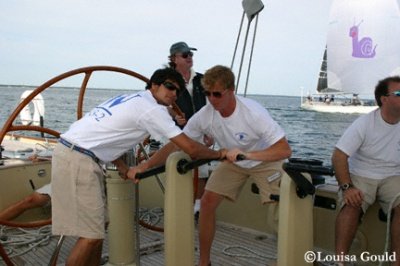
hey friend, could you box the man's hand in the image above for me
[225,148,245,162]
[343,187,363,207]
[126,163,148,183]
[174,114,187,127]
[116,164,129,180]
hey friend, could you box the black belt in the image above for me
[59,138,100,163]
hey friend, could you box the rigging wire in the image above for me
[231,12,245,70]
[243,14,260,97]
[231,0,264,96]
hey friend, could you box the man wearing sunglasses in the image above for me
[332,76,400,263]
[168,41,206,127]
[50,67,226,266]
[179,65,291,266]
[168,41,211,218]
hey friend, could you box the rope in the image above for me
[222,245,276,260]
[0,224,52,258]
[138,207,164,232]
[139,207,163,225]
[379,191,400,266]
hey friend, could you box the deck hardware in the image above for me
[38,169,46,177]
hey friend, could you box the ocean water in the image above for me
[0,85,362,166]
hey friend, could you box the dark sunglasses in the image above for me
[386,90,400,97]
[203,90,228,98]
[163,82,180,95]
[180,51,193,59]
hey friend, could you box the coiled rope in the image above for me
[0,224,52,258]
[138,207,164,232]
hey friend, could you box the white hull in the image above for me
[301,101,378,114]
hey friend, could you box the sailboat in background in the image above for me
[301,0,400,114]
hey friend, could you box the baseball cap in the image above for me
[170,42,197,55]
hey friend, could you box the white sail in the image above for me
[327,0,400,95]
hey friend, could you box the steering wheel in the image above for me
[0,66,149,144]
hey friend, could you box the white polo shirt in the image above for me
[61,90,182,162]
[336,109,400,179]
[184,95,286,168]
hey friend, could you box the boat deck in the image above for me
[1,219,279,266]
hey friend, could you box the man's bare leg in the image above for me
[198,190,224,266]
[390,205,400,266]
[196,179,207,200]
[0,192,50,221]
[194,178,208,218]
[66,237,103,266]
[335,205,362,255]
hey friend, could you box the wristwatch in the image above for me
[340,183,354,191]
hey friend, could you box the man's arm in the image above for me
[332,147,363,207]
[127,133,225,181]
[226,137,291,162]
[332,148,351,185]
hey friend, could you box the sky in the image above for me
[0,0,333,96]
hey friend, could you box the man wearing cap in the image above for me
[168,41,206,125]
[168,41,211,217]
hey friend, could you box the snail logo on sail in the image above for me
[349,20,377,58]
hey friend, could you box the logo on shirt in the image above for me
[88,94,141,121]
[235,132,248,143]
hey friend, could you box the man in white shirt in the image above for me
[51,67,225,266]
[134,65,291,266]
[332,76,400,262]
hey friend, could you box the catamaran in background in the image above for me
[301,0,400,114]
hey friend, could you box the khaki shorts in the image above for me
[51,143,106,239]
[205,160,283,203]
[338,174,400,214]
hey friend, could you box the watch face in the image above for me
[341,183,352,190]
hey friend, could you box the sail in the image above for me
[316,48,328,93]
[316,47,341,93]
[327,0,400,95]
